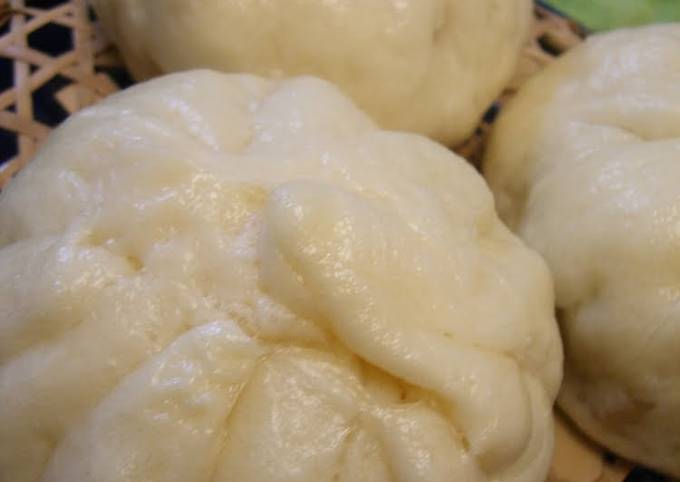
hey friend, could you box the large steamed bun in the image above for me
[89,0,532,146]
[0,71,562,482]
[484,25,680,477]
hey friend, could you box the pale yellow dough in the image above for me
[484,25,680,478]
[0,71,562,482]
[89,0,532,146]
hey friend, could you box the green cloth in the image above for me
[547,0,680,31]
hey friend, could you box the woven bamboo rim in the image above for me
[0,2,663,481]
[0,0,121,187]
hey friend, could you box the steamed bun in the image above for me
[89,0,532,146]
[0,71,562,482]
[484,25,680,477]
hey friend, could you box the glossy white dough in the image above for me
[0,71,562,482]
[484,25,680,478]
[90,0,532,146]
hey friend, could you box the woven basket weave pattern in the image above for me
[0,0,124,187]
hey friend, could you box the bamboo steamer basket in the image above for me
[0,1,672,480]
